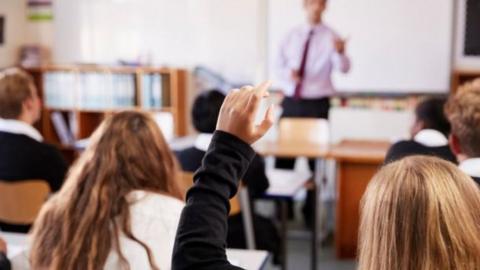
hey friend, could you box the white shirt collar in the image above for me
[413,129,448,147]
[194,133,213,152]
[459,158,480,178]
[0,118,43,142]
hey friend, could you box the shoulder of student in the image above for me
[127,191,185,220]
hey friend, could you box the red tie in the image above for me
[294,29,314,100]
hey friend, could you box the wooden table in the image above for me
[327,140,390,259]
[254,140,329,270]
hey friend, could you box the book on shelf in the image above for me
[142,74,164,109]
[44,72,136,110]
[50,111,75,145]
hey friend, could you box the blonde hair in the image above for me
[358,156,480,270]
[30,111,183,270]
[445,78,480,157]
[0,68,36,119]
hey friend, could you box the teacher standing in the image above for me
[277,0,350,121]
[275,0,351,226]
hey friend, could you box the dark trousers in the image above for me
[276,96,330,169]
[275,97,330,226]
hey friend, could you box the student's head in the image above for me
[410,97,450,137]
[30,111,182,270]
[304,0,327,25]
[192,89,225,134]
[0,68,41,124]
[358,156,480,270]
[445,79,480,161]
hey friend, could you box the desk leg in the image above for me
[280,200,288,270]
[311,158,325,270]
[311,181,318,270]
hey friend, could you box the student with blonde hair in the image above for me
[358,155,480,270]
[445,78,480,184]
[29,111,184,270]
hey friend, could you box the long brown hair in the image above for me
[30,111,183,270]
[358,156,480,270]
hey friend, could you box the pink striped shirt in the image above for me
[276,23,350,99]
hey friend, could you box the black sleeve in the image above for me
[242,154,270,198]
[0,252,11,270]
[41,145,68,192]
[172,131,256,270]
[384,141,410,164]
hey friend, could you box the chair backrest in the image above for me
[278,118,329,145]
[0,180,51,225]
[180,172,241,215]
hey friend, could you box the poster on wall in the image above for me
[27,0,53,22]
[0,16,4,45]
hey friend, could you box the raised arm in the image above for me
[172,82,274,270]
[332,35,351,73]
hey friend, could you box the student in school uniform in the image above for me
[0,237,10,270]
[173,82,282,269]
[0,68,67,233]
[176,90,280,263]
[445,79,480,185]
[385,98,456,163]
[358,156,480,269]
[28,111,184,270]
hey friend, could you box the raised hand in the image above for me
[216,81,275,145]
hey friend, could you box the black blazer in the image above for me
[0,131,67,232]
[385,140,456,164]
[0,252,10,270]
[173,131,256,270]
[176,146,269,198]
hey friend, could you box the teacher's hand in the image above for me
[334,37,347,55]
[216,81,275,145]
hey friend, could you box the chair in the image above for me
[0,180,50,225]
[180,172,256,249]
[278,118,329,145]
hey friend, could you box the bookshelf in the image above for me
[25,65,188,161]
[451,70,480,94]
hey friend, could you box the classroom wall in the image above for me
[52,0,267,84]
[0,0,27,68]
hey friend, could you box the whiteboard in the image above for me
[268,0,454,93]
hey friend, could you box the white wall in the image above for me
[0,0,27,68]
[53,0,267,84]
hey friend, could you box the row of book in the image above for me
[142,74,167,108]
[43,72,169,110]
[50,111,174,147]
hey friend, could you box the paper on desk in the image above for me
[266,169,312,196]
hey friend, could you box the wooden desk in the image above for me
[254,141,329,159]
[255,140,328,270]
[328,140,390,259]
